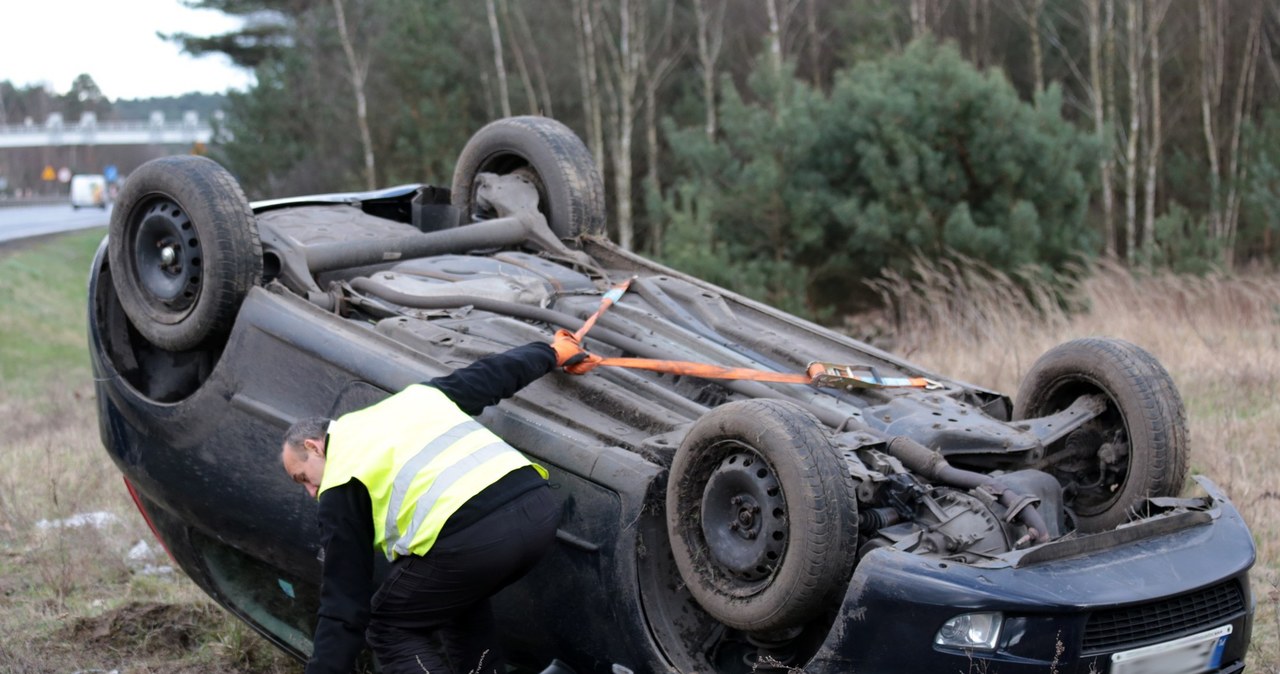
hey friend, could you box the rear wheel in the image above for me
[108,155,261,352]
[1014,338,1189,533]
[451,116,606,239]
[667,399,857,633]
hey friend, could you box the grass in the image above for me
[0,231,105,395]
[861,256,1280,672]
[0,229,299,673]
[0,232,1275,671]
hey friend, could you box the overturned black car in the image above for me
[89,116,1255,673]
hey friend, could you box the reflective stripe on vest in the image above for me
[318,384,546,561]
[390,440,513,558]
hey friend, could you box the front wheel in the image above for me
[667,399,857,633]
[1014,338,1189,533]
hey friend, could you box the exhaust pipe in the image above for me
[885,436,1052,544]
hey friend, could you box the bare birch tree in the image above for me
[804,0,822,88]
[498,0,538,114]
[1104,0,1118,254]
[1197,0,1263,267]
[1141,0,1171,263]
[332,0,375,189]
[967,0,988,68]
[1124,0,1141,262]
[765,0,785,84]
[910,0,931,40]
[1086,0,1115,257]
[693,0,726,140]
[1197,0,1223,244]
[510,1,554,116]
[598,0,643,250]
[1013,0,1046,96]
[641,0,682,254]
[573,0,605,169]
[485,0,512,118]
[1222,1,1264,266]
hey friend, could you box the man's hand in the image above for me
[550,329,584,365]
[551,329,603,375]
[564,351,602,375]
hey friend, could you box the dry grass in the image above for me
[0,381,301,673]
[0,230,298,673]
[862,256,1280,672]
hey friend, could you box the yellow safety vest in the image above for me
[318,384,547,561]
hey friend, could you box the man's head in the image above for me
[281,416,331,498]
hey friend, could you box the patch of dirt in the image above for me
[0,578,18,605]
[60,601,221,656]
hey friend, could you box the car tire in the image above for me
[108,155,262,352]
[451,116,606,238]
[666,399,857,633]
[1014,338,1189,533]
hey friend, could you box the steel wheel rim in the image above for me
[699,442,789,585]
[130,197,202,316]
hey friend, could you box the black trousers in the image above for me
[365,485,560,674]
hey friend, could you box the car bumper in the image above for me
[806,478,1255,673]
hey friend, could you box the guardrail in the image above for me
[0,122,214,148]
[0,196,73,208]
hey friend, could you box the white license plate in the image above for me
[1109,624,1233,674]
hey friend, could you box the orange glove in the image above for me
[550,329,603,375]
[564,351,603,375]
[551,329,584,366]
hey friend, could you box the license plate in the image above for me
[1110,624,1232,674]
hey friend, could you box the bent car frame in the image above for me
[89,116,1255,673]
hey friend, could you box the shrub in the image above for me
[662,40,1099,319]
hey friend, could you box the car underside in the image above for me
[89,116,1255,673]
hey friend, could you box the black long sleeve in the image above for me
[427,342,557,415]
[307,479,375,674]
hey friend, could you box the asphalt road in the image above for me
[0,203,111,244]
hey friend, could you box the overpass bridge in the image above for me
[0,111,217,149]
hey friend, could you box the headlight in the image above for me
[934,612,1004,651]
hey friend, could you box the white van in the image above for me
[70,174,107,209]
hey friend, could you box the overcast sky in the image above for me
[0,0,255,101]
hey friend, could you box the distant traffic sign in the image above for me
[58,167,71,183]
[42,165,56,181]
[104,164,118,182]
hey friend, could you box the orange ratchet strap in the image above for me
[573,277,632,341]
[595,357,814,384]
[572,279,939,390]
[594,358,940,389]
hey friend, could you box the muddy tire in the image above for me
[667,399,857,633]
[1014,338,1189,533]
[108,156,261,352]
[451,116,606,238]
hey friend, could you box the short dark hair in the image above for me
[283,416,331,454]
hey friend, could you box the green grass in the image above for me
[0,228,105,394]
